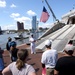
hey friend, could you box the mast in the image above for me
[44,0,59,21]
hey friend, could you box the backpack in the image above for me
[10,41,17,47]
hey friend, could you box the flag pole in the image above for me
[44,0,59,22]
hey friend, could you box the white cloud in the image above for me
[10,4,16,8]
[27,10,36,16]
[14,16,31,23]
[10,13,20,18]
[24,23,32,30]
[14,16,32,29]
[2,24,17,30]
[0,0,6,7]
[39,23,51,28]
[10,13,32,29]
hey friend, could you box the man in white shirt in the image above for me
[29,34,36,54]
[41,40,58,75]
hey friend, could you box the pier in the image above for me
[3,44,43,75]
[2,43,75,75]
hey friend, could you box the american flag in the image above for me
[40,6,50,23]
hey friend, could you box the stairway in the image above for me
[36,24,75,52]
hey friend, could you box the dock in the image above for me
[2,44,43,75]
[2,44,75,75]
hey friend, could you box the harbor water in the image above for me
[0,31,44,49]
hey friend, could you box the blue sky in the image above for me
[0,0,75,30]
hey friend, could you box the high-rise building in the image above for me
[17,21,24,30]
[0,26,2,34]
[32,16,37,33]
[32,16,39,39]
[0,26,1,31]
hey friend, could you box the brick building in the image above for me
[17,21,24,30]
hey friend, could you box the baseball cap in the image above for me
[45,40,52,46]
[64,44,75,51]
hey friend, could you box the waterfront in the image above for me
[0,31,44,49]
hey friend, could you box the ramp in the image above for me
[36,24,75,52]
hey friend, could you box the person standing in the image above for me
[2,49,36,75]
[54,44,75,75]
[0,47,4,75]
[41,40,58,75]
[6,37,12,62]
[29,34,36,54]
[6,37,12,51]
[10,41,18,62]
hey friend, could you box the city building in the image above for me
[17,21,24,31]
[0,26,2,34]
[32,16,37,32]
[0,26,1,31]
[32,16,39,39]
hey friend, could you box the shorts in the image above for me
[46,68,54,75]
[0,58,4,71]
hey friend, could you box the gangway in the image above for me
[36,24,75,52]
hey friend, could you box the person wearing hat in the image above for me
[41,40,58,75]
[54,44,75,75]
[10,41,18,62]
[6,37,12,62]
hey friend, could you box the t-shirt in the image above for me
[29,37,35,46]
[11,48,18,57]
[55,56,75,75]
[41,49,58,68]
[8,62,35,75]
